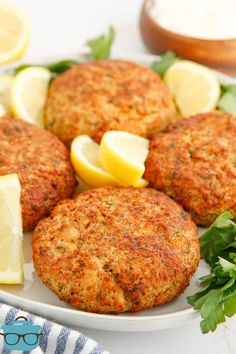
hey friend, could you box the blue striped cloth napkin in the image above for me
[0,303,109,354]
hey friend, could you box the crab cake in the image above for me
[0,116,77,231]
[44,60,177,145]
[33,186,199,314]
[145,111,236,226]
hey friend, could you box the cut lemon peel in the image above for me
[71,135,118,188]
[99,131,149,185]
[164,60,220,116]
[0,2,31,65]
[10,66,51,127]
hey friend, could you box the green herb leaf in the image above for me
[221,84,236,96]
[14,64,32,74]
[200,212,236,267]
[14,59,79,76]
[46,60,79,74]
[151,51,180,77]
[187,284,214,309]
[224,295,236,317]
[87,26,115,61]
[218,92,236,115]
[187,259,236,333]
[199,289,225,333]
[188,212,236,333]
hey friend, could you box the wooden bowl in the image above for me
[140,0,236,75]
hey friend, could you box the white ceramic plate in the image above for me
[0,52,235,332]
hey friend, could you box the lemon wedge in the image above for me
[11,66,51,127]
[133,178,149,188]
[71,135,149,188]
[99,131,149,185]
[0,174,24,284]
[164,60,220,116]
[164,60,198,96]
[71,135,118,188]
[0,75,14,117]
[0,2,31,65]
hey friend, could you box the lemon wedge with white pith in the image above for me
[0,2,31,65]
[70,135,148,188]
[0,174,24,284]
[164,60,220,116]
[11,67,51,127]
[133,177,149,188]
[99,131,149,185]
[71,135,118,188]
[0,75,14,116]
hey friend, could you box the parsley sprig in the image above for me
[151,51,180,77]
[218,84,236,115]
[86,26,115,61]
[187,212,236,333]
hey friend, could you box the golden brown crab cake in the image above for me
[0,116,77,231]
[33,186,199,314]
[145,111,236,226]
[44,60,177,145]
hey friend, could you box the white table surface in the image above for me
[5,0,236,353]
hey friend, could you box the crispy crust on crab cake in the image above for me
[33,186,199,314]
[145,111,236,226]
[0,116,77,231]
[44,60,177,145]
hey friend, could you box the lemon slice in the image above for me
[164,60,220,116]
[0,75,14,116]
[99,131,149,185]
[11,66,51,127]
[0,2,31,65]
[71,135,118,188]
[0,174,24,284]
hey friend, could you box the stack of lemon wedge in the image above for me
[71,132,149,188]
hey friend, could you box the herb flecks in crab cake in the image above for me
[145,111,236,226]
[0,116,77,231]
[33,186,199,314]
[44,60,177,146]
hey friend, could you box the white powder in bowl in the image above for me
[149,0,236,40]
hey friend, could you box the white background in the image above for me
[5,0,236,353]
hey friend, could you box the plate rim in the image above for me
[0,289,197,321]
[0,50,235,329]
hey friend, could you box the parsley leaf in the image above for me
[151,51,180,77]
[218,92,236,115]
[14,59,79,75]
[87,26,115,60]
[221,84,236,96]
[188,256,236,333]
[218,84,236,115]
[200,212,236,267]
[188,213,236,333]
[46,60,79,74]
[224,293,236,317]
